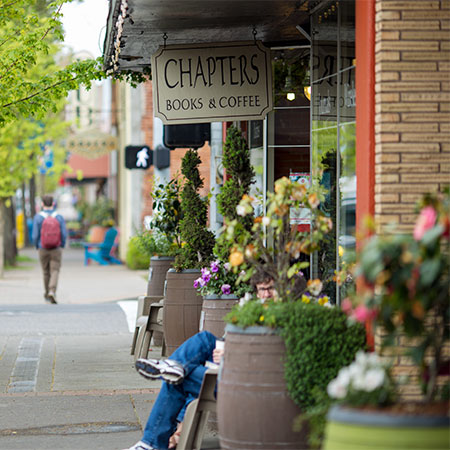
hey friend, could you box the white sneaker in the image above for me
[124,440,155,450]
[135,358,185,385]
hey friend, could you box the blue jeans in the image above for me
[142,331,217,449]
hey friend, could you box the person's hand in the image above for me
[168,422,182,449]
[212,348,224,364]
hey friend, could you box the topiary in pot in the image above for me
[174,149,215,270]
[215,125,255,262]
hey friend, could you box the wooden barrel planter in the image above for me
[323,405,449,450]
[163,269,203,356]
[146,256,174,296]
[200,294,239,338]
[217,325,308,450]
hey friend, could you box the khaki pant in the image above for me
[38,248,62,296]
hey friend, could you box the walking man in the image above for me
[32,194,67,304]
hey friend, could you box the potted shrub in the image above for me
[195,125,255,336]
[323,188,450,450]
[142,176,183,296]
[217,177,366,449]
[194,259,251,337]
[164,150,215,354]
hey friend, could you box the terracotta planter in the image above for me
[323,405,449,450]
[217,325,308,449]
[200,294,239,338]
[146,256,174,296]
[163,269,203,355]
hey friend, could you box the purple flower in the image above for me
[201,268,211,283]
[210,260,220,273]
[221,284,231,295]
[193,278,202,289]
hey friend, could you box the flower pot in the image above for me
[146,256,174,296]
[323,405,450,450]
[217,325,308,449]
[163,269,203,355]
[200,294,239,338]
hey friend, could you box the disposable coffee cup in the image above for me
[215,340,225,351]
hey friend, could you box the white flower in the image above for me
[364,368,385,392]
[348,362,364,379]
[355,350,369,368]
[262,216,270,226]
[327,378,348,399]
[336,367,351,387]
[224,262,231,271]
[367,352,381,367]
[352,373,367,391]
[236,205,247,216]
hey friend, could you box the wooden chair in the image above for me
[177,368,220,450]
[131,295,164,356]
[134,299,166,359]
[83,227,121,265]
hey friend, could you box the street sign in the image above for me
[125,145,153,169]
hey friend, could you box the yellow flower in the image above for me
[229,250,244,267]
[259,315,265,322]
[338,245,344,258]
[318,296,329,306]
[301,294,311,304]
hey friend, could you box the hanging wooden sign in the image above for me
[152,41,273,124]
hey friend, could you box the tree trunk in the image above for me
[3,197,17,266]
[0,199,5,278]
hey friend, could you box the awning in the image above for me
[103,0,312,73]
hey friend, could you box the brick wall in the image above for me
[374,0,450,234]
[374,0,450,401]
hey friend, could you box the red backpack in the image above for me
[40,211,61,249]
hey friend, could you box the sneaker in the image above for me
[47,292,57,304]
[135,358,184,385]
[124,441,155,450]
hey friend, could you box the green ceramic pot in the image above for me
[323,405,449,450]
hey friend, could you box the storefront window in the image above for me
[311,0,355,304]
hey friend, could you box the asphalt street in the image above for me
[0,247,163,450]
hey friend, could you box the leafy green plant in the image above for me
[225,300,366,448]
[346,188,450,403]
[174,150,215,270]
[215,125,255,263]
[125,236,150,270]
[150,176,183,252]
[224,176,332,300]
[134,229,172,258]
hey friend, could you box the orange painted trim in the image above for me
[356,0,376,350]
[355,0,376,244]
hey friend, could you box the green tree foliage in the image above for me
[175,150,215,270]
[0,0,106,126]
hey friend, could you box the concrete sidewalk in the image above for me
[0,247,166,449]
[0,247,149,305]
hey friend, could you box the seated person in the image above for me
[125,270,277,450]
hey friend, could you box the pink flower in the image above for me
[341,297,353,315]
[352,305,377,323]
[414,206,437,241]
[221,284,231,295]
